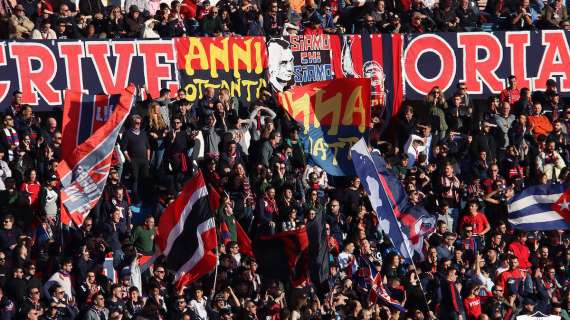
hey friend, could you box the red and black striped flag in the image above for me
[155,171,217,289]
[254,228,310,287]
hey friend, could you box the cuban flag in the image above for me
[57,85,136,226]
[351,139,435,262]
[508,182,570,231]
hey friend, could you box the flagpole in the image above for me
[210,245,219,300]
[209,181,219,300]
[380,183,433,317]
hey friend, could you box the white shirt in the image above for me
[404,134,432,168]
[190,297,208,320]
[43,271,73,300]
[0,160,11,190]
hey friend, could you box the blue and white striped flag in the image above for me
[508,182,570,231]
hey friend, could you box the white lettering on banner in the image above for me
[95,104,113,122]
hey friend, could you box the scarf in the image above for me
[263,196,278,215]
[3,127,19,161]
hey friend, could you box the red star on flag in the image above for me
[552,190,570,224]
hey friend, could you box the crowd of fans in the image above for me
[2,0,570,39]
[0,71,570,320]
[1,0,570,319]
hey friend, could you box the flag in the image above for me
[508,182,570,231]
[277,78,371,176]
[57,85,136,226]
[254,228,310,286]
[208,185,222,212]
[401,206,436,260]
[102,252,118,284]
[351,138,434,262]
[369,272,407,312]
[155,171,217,289]
[331,34,404,128]
[306,210,330,289]
[219,220,231,245]
[235,221,254,257]
[219,219,253,257]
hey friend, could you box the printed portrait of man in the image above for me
[267,38,294,92]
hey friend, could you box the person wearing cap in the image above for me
[8,4,34,39]
[511,297,536,317]
[533,79,559,107]
[125,5,145,37]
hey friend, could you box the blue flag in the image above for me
[351,139,435,262]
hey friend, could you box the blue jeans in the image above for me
[151,139,165,171]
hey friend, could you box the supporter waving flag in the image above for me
[57,85,136,226]
[254,228,310,287]
[351,138,435,262]
[369,272,407,312]
[508,182,570,230]
[155,171,217,289]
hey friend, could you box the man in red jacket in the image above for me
[496,256,524,297]
[508,232,532,270]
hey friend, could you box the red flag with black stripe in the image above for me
[155,171,217,290]
[236,221,253,257]
[254,228,310,286]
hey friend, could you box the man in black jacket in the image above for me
[121,115,150,201]
[437,267,465,320]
